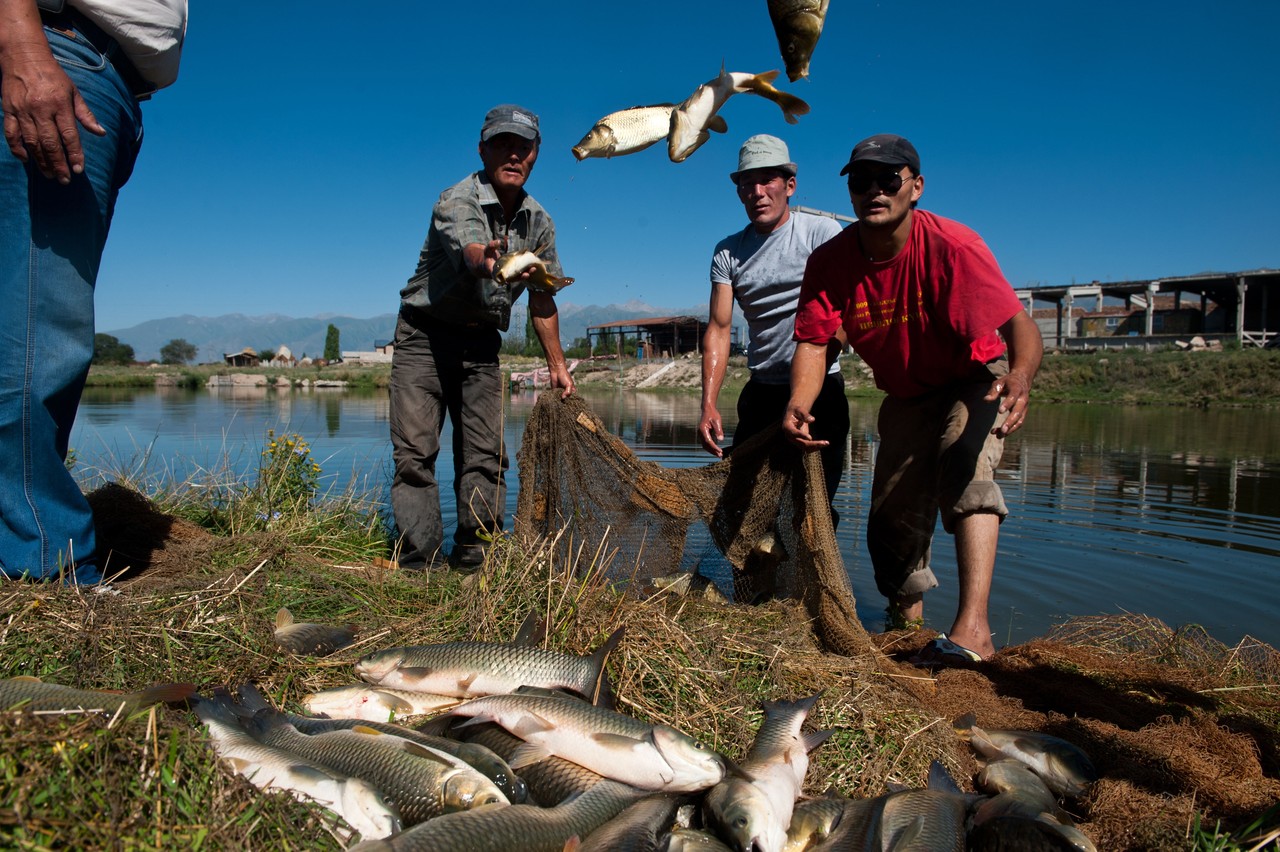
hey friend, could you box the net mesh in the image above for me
[515,392,868,656]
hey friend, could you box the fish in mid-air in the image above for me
[767,0,831,82]
[668,67,810,163]
[572,104,691,160]
[492,250,574,294]
[273,607,356,656]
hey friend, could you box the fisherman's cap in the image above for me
[481,104,540,142]
[839,134,921,175]
[729,134,798,184]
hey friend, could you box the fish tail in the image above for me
[804,728,835,753]
[952,712,977,739]
[234,683,274,714]
[740,72,811,124]
[587,626,625,708]
[275,607,293,630]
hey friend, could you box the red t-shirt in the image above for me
[794,209,1023,398]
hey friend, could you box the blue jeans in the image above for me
[0,26,142,582]
[389,310,508,566]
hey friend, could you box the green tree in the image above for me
[159,338,197,365]
[324,324,340,361]
[257,349,276,363]
[93,333,135,365]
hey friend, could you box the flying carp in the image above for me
[273,607,356,657]
[346,778,646,852]
[242,708,508,826]
[704,692,830,852]
[668,67,809,163]
[192,691,401,840]
[955,713,1098,798]
[445,692,733,793]
[301,684,461,723]
[492,250,574,294]
[234,683,526,804]
[572,104,689,160]
[767,0,831,82]
[355,626,623,707]
[0,676,194,715]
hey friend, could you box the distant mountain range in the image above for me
[105,300,715,363]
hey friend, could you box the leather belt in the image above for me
[40,6,155,100]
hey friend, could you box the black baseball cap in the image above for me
[481,104,540,142]
[839,134,921,175]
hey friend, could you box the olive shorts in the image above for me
[868,361,1010,599]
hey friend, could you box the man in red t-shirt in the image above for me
[783,134,1043,666]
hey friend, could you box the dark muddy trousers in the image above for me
[731,373,850,514]
[389,309,507,566]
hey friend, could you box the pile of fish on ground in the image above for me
[182,609,1104,850]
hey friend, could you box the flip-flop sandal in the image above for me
[909,634,983,669]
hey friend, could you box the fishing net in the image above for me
[514,392,869,656]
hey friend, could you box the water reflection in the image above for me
[69,387,1280,648]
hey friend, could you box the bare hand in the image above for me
[698,407,724,458]
[985,369,1032,437]
[547,363,575,399]
[782,403,828,450]
[2,49,104,184]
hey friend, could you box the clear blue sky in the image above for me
[95,0,1279,333]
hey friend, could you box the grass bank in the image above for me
[1,434,1277,850]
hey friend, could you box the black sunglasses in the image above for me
[847,168,913,195]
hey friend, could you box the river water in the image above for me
[69,385,1280,650]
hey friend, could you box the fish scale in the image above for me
[243,709,507,826]
[0,676,193,714]
[355,628,622,705]
[346,779,645,852]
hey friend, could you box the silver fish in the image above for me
[273,607,356,656]
[578,792,686,852]
[955,714,1098,798]
[460,722,605,807]
[234,683,526,804]
[242,708,508,826]
[0,676,193,715]
[974,758,1065,824]
[871,789,968,852]
[667,828,735,851]
[704,693,830,852]
[668,67,809,163]
[572,104,685,160]
[346,779,646,852]
[446,692,731,793]
[355,626,623,706]
[767,0,831,82]
[492,251,574,294]
[192,692,401,840]
[967,815,1089,852]
[301,684,461,722]
[783,797,872,851]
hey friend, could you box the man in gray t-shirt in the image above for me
[699,135,850,511]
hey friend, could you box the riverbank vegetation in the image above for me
[2,430,1278,850]
[85,347,1280,406]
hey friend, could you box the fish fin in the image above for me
[388,666,437,686]
[927,759,964,795]
[887,815,926,852]
[511,609,548,647]
[508,741,553,770]
[804,729,835,753]
[235,683,274,713]
[953,712,977,736]
[885,780,910,793]
[587,626,625,708]
[399,741,460,767]
[12,675,42,683]
[222,756,256,775]
[707,116,728,134]
[562,836,581,852]
[275,607,293,629]
[350,725,385,737]
[455,672,479,692]
[739,71,811,124]
[593,732,650,751]
[136,683,197,707]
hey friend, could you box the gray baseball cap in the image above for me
[481,104,540,142]
[729,134,797,184]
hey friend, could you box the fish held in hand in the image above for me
[668,67,809,163]
[767,0,830,82]
[492,251,574,294]
[572,104,678,160]
[273,607,356,657]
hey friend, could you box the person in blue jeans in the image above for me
[0,0,186,583]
